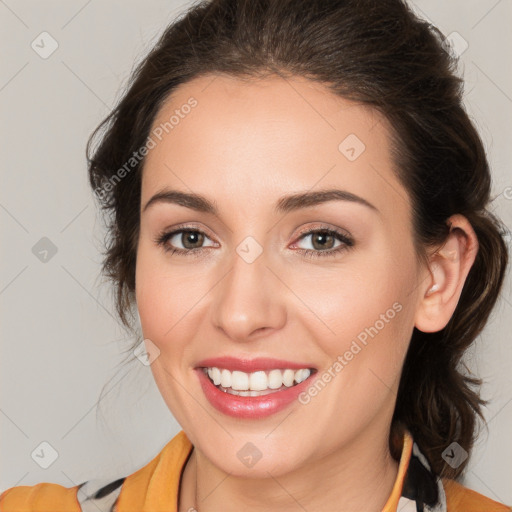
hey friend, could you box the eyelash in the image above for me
[154,224,354,260]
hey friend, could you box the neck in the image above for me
[178,422,402,512]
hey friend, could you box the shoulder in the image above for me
[442,478,512,512]
[0,481,82,511]
[0,477,126,512]
[0,431,191,512]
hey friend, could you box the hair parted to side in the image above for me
[87,0,509,479]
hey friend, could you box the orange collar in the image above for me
[382,430,414,511]
[116,429,413,512]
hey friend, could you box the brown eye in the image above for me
[292,227,354,259]
[296,229,345,252]
[155,227,216,256]
[309,231,337,251]
[179,230,205,249]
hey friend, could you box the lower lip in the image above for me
[196,368,316,419]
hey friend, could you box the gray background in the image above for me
[1,0,511,504]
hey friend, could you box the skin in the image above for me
[135,73,479,512]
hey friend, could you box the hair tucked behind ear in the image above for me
[87,0,509,479]
[392,212,508,479]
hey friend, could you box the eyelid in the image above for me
[161,222,217,241]
[293,222,352,240]
[157,223,219,249]
[289,223,354,253]
[157,222,351,243]
[155,221,354,257]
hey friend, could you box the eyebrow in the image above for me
[142,188,379,215]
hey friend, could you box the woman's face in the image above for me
[135,73,425,477]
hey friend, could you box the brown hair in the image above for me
[87,0,509,479]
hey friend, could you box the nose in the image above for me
[210,244,287,343]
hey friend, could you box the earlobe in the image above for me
[414,214,479,333]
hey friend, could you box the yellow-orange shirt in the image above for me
[1,429,510,511]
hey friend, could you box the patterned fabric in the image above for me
[397,442,447,512]
[77,477,124,512]
[3,429,509,510]
[75,432,445,512]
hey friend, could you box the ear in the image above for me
[414,214,479,333]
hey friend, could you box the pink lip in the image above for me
[195,366,317,419]
[195,356,315,372]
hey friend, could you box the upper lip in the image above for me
[195,356,316,372]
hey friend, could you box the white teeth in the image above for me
[220,369,231,388]
[249,371,268,391]
[282,369,295,387]
[231,371,249,391]
[268,369,283,389]
[210,367,221,385]
[295,368,311,384]
[203,366,313,391]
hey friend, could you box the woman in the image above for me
[1,0,510,510]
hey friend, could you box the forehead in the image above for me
[141,73,411,221]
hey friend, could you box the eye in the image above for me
[154,224,354,259]
[291,226,354,259]
[154,226,217,257]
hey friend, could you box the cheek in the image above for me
[296,245,414,391]
[134,239,197,353]
[134,243,205,423]
[294,250,406,344]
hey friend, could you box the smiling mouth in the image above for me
[201,366,317,396]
